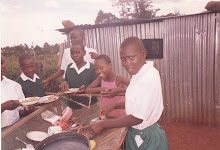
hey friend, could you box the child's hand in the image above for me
[25,105,36,114]
[89,52,99,59]
[99,103,115,118]
[75,85,85,94]
[43,79,50,87]
[59,81,69,92]
[90,120,105,135]
[101,88,119,98]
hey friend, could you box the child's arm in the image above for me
[1,100,22,113]
[59,81,69,92]
[85,76,103,94]
[43,69,65,87]
[116,75,130,87]
[91,115,143,134]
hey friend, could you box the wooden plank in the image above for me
[93,127,127,150]
[1,104,49,138]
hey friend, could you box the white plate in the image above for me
[90,117,100,125]
[26,131,49,142]
[39,95,59,104]
[19,97,40,106]
[64,88,79,94]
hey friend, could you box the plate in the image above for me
[19,97,40,105]
[39,95,59,104]
[90,117,100,125]
[64,88,79,94]
[27,131,49,142]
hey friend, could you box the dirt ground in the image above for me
[159,121,220,150]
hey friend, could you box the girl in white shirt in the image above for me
[91,37,169,150]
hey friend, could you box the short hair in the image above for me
[70,43,85,51]
[19,53,34,66]
[95,54,111,64]
[120,37,145,51]
[70,28,85,38]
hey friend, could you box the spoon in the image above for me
[15,137,34,149]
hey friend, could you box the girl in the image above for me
[85,54,130,118]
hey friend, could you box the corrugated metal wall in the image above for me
[65,13,220,125]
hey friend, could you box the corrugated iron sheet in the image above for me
[63,12,219,125]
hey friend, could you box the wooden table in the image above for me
[1,98,127,150]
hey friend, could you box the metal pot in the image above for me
[35,131,90,150]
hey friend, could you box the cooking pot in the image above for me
[35,131,90,150]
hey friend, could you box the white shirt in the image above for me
[69,61,90,74]
[1,76,25,128]
[61,46,97,71]
[20,73,40,82]
[125,61,164,147]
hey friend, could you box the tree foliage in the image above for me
[95,10,120,24]
[1,43,59,57]
[110,0,160,20]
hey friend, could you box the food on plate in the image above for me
[39,95,59,104]
[64,88,79,94]
[90,140,96,150]
[19,97,39,103]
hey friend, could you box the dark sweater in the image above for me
[16,77,45,98]
[64,63,97,109]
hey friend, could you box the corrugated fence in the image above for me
[62,12,220,125]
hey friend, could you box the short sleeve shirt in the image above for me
[60,46,98,71]
[125,61,164,130]
[1,76,25,128]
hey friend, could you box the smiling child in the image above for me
[16,53,45,97]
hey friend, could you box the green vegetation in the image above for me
[4,55,63,93]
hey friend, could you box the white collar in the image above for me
[70,61,90,74]
[132,61,154,78]
[20,73,40,82]
[1,76,10,85]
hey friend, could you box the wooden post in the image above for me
[57,43,65,69]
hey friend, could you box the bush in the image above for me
[4,54,64,93]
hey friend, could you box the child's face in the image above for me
[70,46,85,65]
[70,31,84,45]
[94,59,112,79]
[120,44,146,75]
[21,58,36,79]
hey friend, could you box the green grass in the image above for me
[4,55,64,92]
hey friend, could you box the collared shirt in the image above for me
[1,76,25,128]
[125,61,164,147]
[69,61,90,74]
[61,46,97,71]
[20,73,40,83]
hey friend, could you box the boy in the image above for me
[44,29,99,86]
[91,37,169,150]
[1,56,35,128]
[16,54,45,97]
[59,43,97,109]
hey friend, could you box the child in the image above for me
[91,37,169,150]
[1,56,35,128]
[16,54,45,97]
[43,28,99,87]
[59,43,97,109]
[85,54,130,118]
